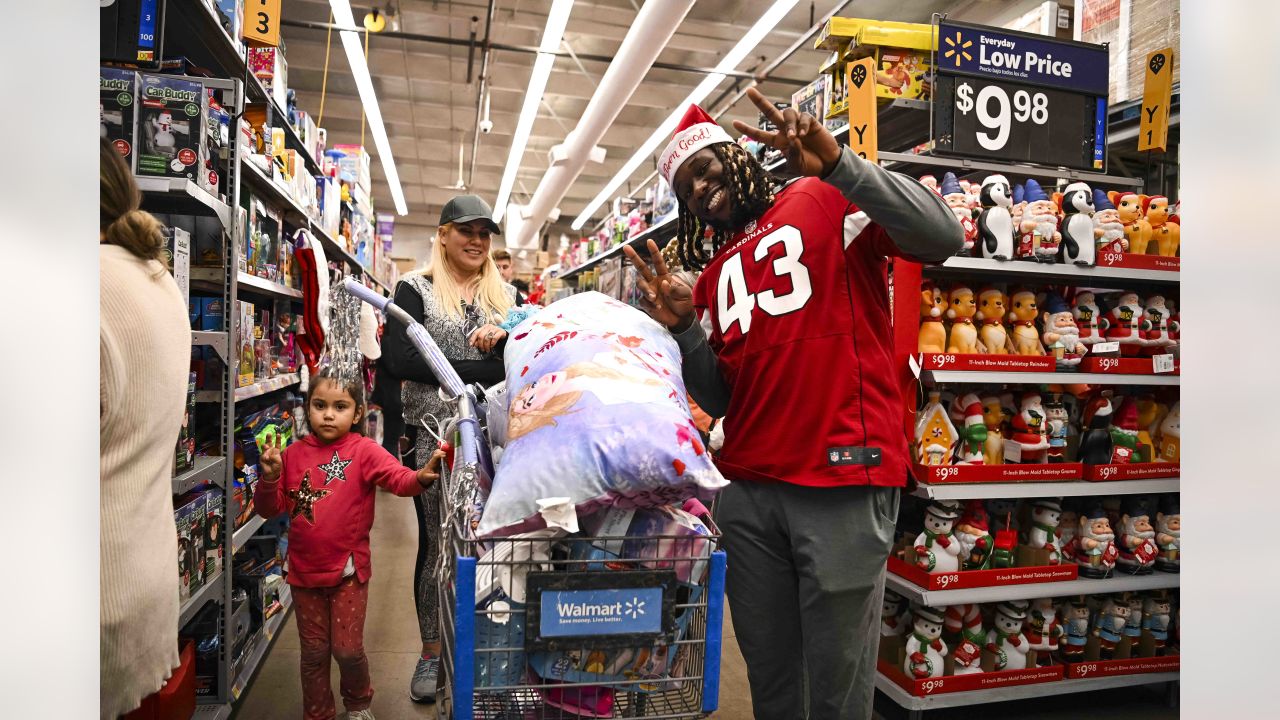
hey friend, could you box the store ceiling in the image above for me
[280,0,1046,261]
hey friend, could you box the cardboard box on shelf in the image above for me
[174,371,197,475]
[174,492,208,601]
[100,67,137,163]
[136,73,208,182]
[237,301,255,387]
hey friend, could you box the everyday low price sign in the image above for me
[938,20,1108,95]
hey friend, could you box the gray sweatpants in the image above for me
[718,481,900,720]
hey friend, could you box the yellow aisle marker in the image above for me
[243,0,284,47]
[846,57,879,162]
[1138,47,1174,152]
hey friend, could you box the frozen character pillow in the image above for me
[475,292,727,537]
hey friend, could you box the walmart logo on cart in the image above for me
[557,598,646,619]
[542,588,664,636]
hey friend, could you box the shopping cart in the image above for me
[342,280,727,719]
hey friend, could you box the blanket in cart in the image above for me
[476,292,727,537]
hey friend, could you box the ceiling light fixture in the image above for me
[492,0,576,223]
[329,0,409,215]
[571,0,800,230]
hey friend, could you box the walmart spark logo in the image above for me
[943,31,973,67]
[625,598,647,620]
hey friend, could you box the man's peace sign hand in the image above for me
[732,87,842,178]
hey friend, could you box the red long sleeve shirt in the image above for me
[255,433,423,588]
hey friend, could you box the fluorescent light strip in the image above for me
[329,1,408,215]
[493,0,576,223]
[571,0,800,230]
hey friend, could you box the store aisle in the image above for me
[235,489,755,719]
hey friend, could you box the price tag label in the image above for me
[1003,442,1022,463]
[1152,354,1175,374]
[243,0,283,47]
[1091,341,1120,355]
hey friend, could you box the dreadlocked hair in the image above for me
[675,142,783,271]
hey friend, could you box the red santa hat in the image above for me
[949,393,984,428]
[659,104,735,187]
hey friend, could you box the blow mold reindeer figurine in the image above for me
[976,287,1013,354]
[1145,195,1180,257]
[918,282,948,353]
[1110,191,1152,255]
[1007,290,1045,356]
[946,285,983,354]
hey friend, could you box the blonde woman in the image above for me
[380,195,520,703]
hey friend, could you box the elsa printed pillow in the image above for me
[475,292,727,537]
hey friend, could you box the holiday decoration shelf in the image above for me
[912,462,1083,484]
[134,175,233,227]
[925,255,1179,286]
[190,268,303,301]
[232,515,267,554]
[231,586,294,701]
[1080,356,1179,375]
[921,369,1180,387]
[233,373,301,402]
[173,455,227,495]
[889,556,1078,593]
[1084,463,1180,481]
[1064,655,1180,679]
[875,150,1145,189]
[874,665,1178,712]
[886,562,1180,606]
[877,659,1062,698]
[179,570,223,628]
[911,477,1179,500]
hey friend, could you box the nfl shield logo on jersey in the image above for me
[744,219,756,234]
[829,450,839,463]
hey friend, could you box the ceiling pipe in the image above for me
[468,0,498,189]
[506,0,699,250]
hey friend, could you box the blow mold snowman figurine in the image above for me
[1058,182,1096,266]
[977,174,1015,261]
[941,172,978,254]
[986,600,1032,670]
[1024,498,1063,564]
[1016,179,1061,262]
[913,499,963,573]
[904,605,949,679]
[881,590,912,639]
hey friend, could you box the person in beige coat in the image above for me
[99,139,192,718]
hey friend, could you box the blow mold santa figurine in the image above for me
[954,499,995,570]
[945,604,986,675]
[1141,294,1176,355]
[1072,290,1105,346]
[1155,495,1180,573]
[1071,505,1119,578]
[914,499,963,573]
[1016,179,1061,262]
[986,600,1032,671]
[904,605,949,679]
[1008,392,1051,463]
[1111,191,1153,255]
[1116,498,1159,575]
[1058,182,1096,266]
[940,172,978,254]
[948,393,988,464]
[1025,597,1065,667]
[1041,294,1086,368]
[1024,498,1063,563]
[1101,291,1146,357]
[919,175,940,194]
[977,174,1015,261]
[1093,189,1126,254]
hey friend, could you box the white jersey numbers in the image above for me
[715,225,813,336]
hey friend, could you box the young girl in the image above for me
[257,367,444,720]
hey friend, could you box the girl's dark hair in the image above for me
[675,142,783,272]
[100,138,166,261]
[306,366,367,436]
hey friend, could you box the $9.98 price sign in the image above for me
[955,81,1049,150]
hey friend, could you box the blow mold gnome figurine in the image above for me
[1017,179,1061,262]
[1071,505,1119,578]
[1116,497,1159,575]
[1011,183,1027,228]
[941,172,978,253]
[913,499,963,573]
[905,605,949,679]
[986,600,1032,671]
[1155,495,1180,573]
[1093,189,1126,255]
[954,499,995,570]
[1041,293,1086,368]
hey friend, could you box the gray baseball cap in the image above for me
[439,194,502,234]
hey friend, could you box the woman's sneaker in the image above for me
[347,710,376,720]
[410,655,439,704]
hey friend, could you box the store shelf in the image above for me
[878,150,1145,188]
[173,456,227,495]
[557,216,679,279]
[922,369,1179,387]
[875,668,1178,712]
[926,255,1180,286]
[248,85,326,180]
[887,568,1179,606]
[236,271,304,300]
[911,476,1179,500]
[192,330,228,361]
[233,372,301,402]
[178,570,223,628]
[240,156,314,222]
[232,515,267,554]
[231,587,294,700]
[135,176,233,227]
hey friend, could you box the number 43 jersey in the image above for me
[692,176,912,489]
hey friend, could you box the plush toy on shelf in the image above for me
[977,174,1015,261]
[904,606,948,679]
[986,600,1031,671]
[1141,294,1176,355]
[954,499,995,570]
[1092,188,1126,255]
[918,282,948,353]
[915,391,959,466]
[946,285,983,354]
[1070,505,1119,579]
[948,393,988,465]
[981,395,1005,466]
[1115,497,1159,575]
[941,172,978,254]
[976,287,1013,354]
[1007,289,1045,355]
[1058,182,1096,266]
[945,604,986,676]
[1024,597,1065,667]
[1093,594,1130,660]
[1024,498,1063,563]
[1040,294,1085,368]
[1145,195,1180,257]
[1008,392,1050,463]
[1016,179,1061,262]
[1155,496,1180,573]
[1111,191,1152,255]
[1142,591,1173,655]
[1101,291,1146,357]
[1072,290,1104,346]
[1154,401,1181,463]
[1046,395,1071,463]
[913,499,963,573]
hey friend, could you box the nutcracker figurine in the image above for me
[918,282,948,354]
[946,284,983,354]
[1024,498,1063,564]
[1122,592,1145,649]
[915,391,959,466]
[1155,495,1180,573]
[913,499,963,573]
[1092,188,1126,254]
[976,287,1013,354]
[1101,291,1146,357]
[1025,597,1065,667]
[1007,289,1046,355]
[1145,195,1180,257]
[1008,392,1050,463]
[1070,505,1119,579]
[1142,591,1173,655]
[1058,182,1096,266]
[1072,290,1105,346]
[1077,393,1115,465]
[904,605,948,679]
[1093,595,1130,660]
[1154,401,1181,463]
[941,172,978,254]
[944,604,986,675]
[981,395,1005,466]
[1041,294,1086,368]
[948,393,988,464]
[1140,294,1176,355]
[1110,191,1152,255]
[1046,395,1070,463]
[880,590,912,639]
[954,499,995,570]
[986,600,1032,671]
[1060,597,1091,663]
[977,174,1015,260]
[1016,179,1062,262]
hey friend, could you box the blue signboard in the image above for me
[540,588,665,638]
[938,20,1108,96]
[138,0,159,53]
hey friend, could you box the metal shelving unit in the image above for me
[926,256,1179,287]
[887,569,1180,607]
[134,176,233,227]
[922,369,1180,387]
[173,456,228,496]
[232,515,268,554]
[231,587,295,701]
[179,571,224,627]
[911,477,1180,500]
[233,372,301,402]
[875,669,1178,717]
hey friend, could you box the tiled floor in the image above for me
[234,490,1175,720]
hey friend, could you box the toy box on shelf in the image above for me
[135,73,208,186]
[174,491,208,602]
[248,45,289,110]
[814,16,935,121]
[333,144,372,195]
[100,67,136,162]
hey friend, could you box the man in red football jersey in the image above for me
[624,88,962,719]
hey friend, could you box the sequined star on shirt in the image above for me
[286,470,331,524]
[317,451,353,485]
